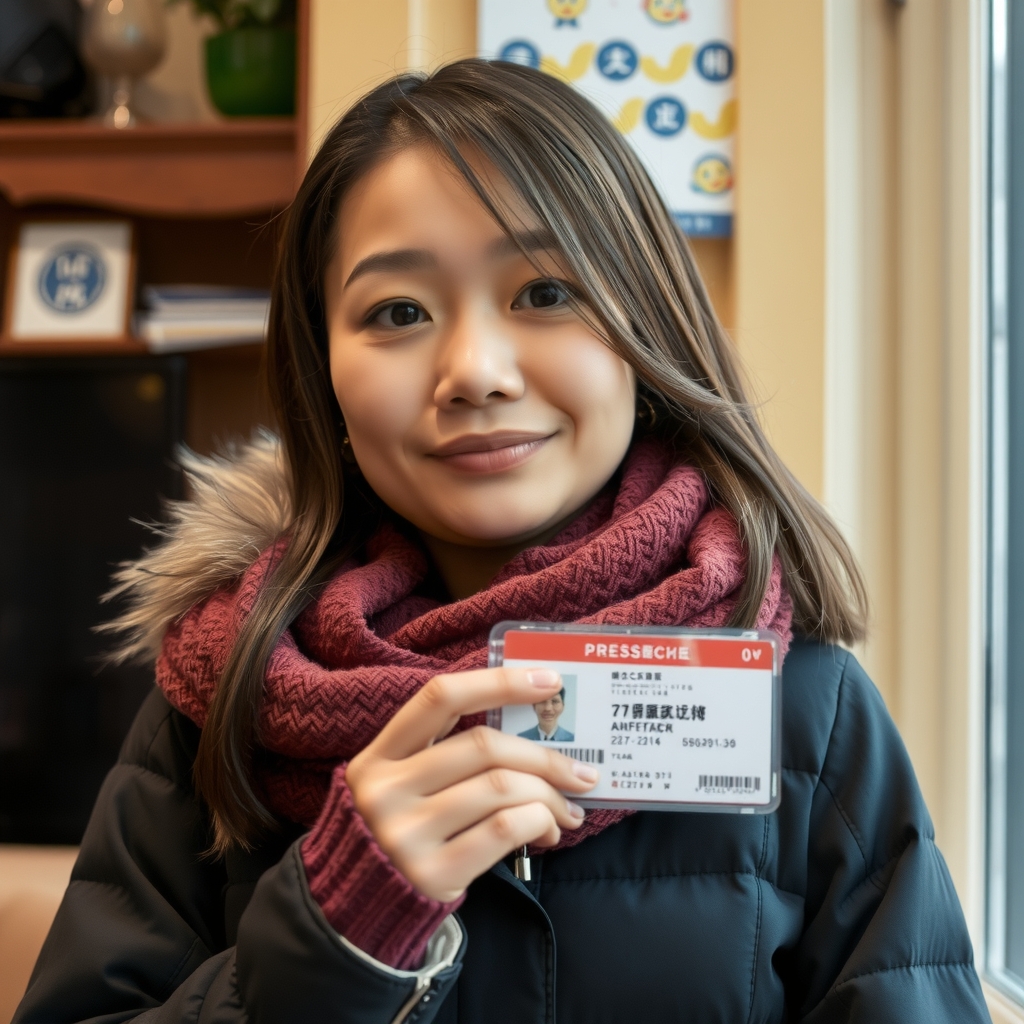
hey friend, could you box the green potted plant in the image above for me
[172,0,296,116]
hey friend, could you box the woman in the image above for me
[16,60,990,1023]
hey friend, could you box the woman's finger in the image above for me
[432,802,561,895]
[397,725,599,797]
[405,768,584,845]
[371,666,562,760]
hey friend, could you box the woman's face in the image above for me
[325,145,636,548]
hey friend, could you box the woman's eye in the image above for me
[371,302,427,328]
[515,280,569,310]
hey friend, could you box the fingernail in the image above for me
[527,668,560,688]
[573,761,599,783]
[567,801,585,819]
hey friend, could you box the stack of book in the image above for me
[135,285,271,353]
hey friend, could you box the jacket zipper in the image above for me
[391,940,460,1024]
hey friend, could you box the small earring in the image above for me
[339,422,358,465]
[636,394,658,429]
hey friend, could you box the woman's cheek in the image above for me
[331,353,417,469]
[530,337,635,448]
[345,389,415,472]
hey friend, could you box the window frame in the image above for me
[986,0,1024,1007]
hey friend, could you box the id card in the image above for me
[487,622,782,814]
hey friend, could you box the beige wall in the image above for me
[307,0,477,157]
[819,0,987,940]
[733,1,826,499]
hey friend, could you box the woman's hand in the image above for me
[345,667,599,902]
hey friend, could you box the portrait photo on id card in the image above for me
[509,674,577,743]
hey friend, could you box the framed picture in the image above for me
[2,219,136,345]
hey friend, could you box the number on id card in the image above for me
[487,622,782,814]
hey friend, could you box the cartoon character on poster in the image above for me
[692,154,732,195]
[479,0,735,237]
[644,0,689,24]
[548,0,588,27]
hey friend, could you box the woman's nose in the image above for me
[432,311,525,409]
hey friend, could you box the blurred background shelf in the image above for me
[0,119,299,216]
[0,338,261,358]
[0,187,276,452]
[0,338,148,357]
[0,1,288,873]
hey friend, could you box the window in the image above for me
[988,0,1024,1005]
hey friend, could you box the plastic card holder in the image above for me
[487,621,782,814]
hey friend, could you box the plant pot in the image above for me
[205,27,295,117]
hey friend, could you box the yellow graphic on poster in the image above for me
[640,44,694,83]
[690,99,736,139]
[613,98,644,134]
[540,43,596,82]
[479,0,735,237]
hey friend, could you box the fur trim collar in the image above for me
[102,432,291,663]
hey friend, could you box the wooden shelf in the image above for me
[0,120,299,216]
[0,338,263,358]
[0,338,147,357]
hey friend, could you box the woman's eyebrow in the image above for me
[344,249,437,287]
[489,229,561,260]
[344,231,561,288]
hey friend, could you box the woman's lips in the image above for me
[430,432,553,474]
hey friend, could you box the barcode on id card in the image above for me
[699,775,760,791]
[552,747,605,764]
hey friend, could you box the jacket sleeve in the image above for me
[792,651,990,1023]
[13,692,464,1024]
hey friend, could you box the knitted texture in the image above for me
[157,439,793,965]
[302,763,463,969]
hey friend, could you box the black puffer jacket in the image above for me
[15,639,990,1023]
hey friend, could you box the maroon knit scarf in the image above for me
[157,439,792,849]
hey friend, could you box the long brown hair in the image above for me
[196,59,868,851]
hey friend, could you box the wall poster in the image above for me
[478,0,735,238]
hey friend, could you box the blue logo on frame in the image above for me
[695,41,734,82]
[596,40,638,81]
[498,40,541,69]
[38,245,106,313]
[645,96,686,137]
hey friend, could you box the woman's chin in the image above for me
[422,508,570,549]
